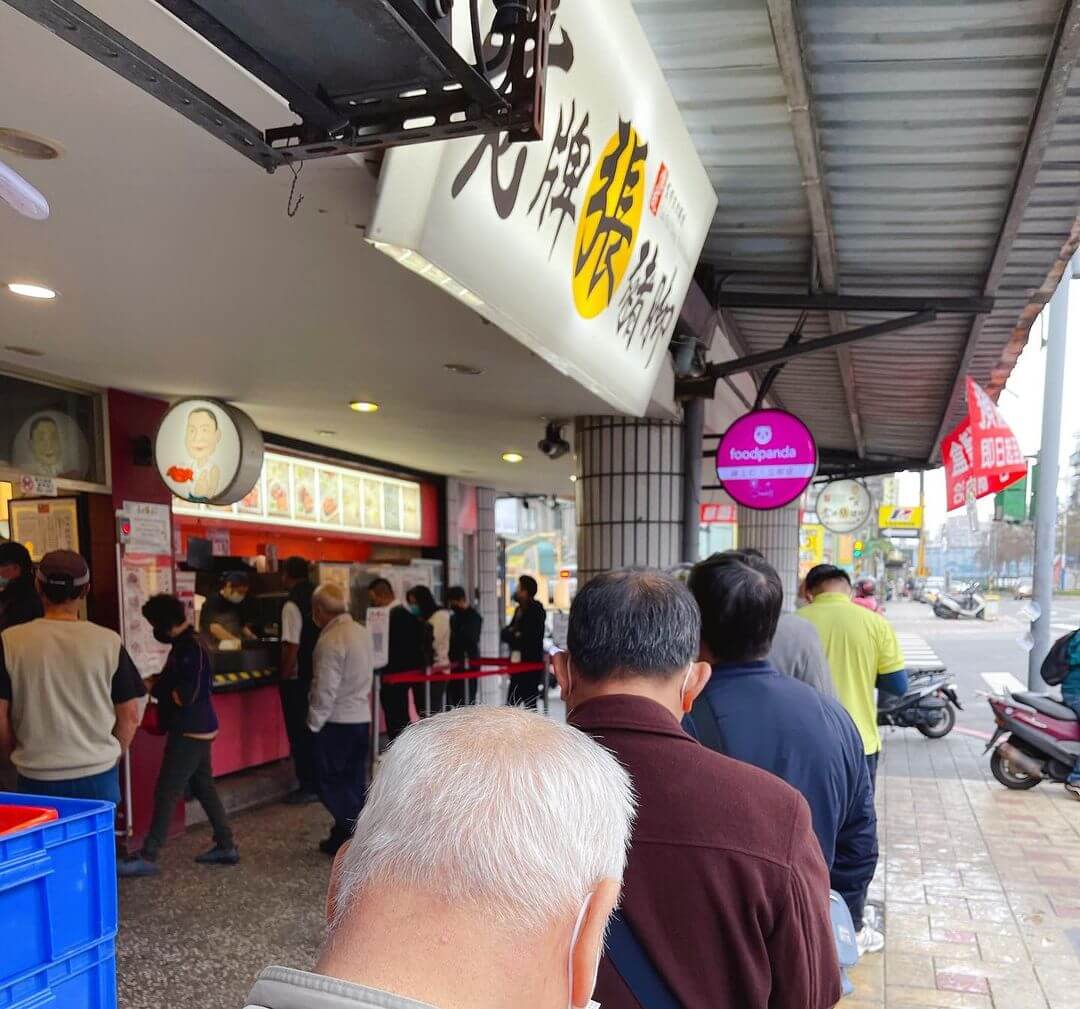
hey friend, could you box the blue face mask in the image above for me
[407,603,422,617]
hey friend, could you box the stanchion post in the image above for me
[542,656,550,716]
[368,672,381,787]
[424,668,432,718]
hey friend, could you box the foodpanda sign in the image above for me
[715,409,818,510]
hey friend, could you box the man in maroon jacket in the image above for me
[556,569,840,1009]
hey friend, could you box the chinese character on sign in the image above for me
[640,265,678,367]
[451,132,528,219]
[616,241,656,344]
[528,100,592,256]
[574,119,649,308]
[949,438,969,478]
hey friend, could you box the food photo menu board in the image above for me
[173,450,423,540]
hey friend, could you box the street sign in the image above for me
[878,505,923,529]
[816,479,872,533]
[715,409,817,511]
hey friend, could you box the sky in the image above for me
[897,281,1080,531]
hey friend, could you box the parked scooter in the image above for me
[933,586,986,620]
[981,675,1080,789]
[878,671,961,738]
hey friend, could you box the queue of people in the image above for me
[248,552,906,1009]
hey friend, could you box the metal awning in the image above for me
[636,0,1080,473]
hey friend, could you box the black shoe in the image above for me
[118,854,160,878]
[284,789,320,806]
[195,844,240,865]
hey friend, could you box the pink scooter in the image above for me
[984,682,1080,789]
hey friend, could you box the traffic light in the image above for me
[853,540,864,558]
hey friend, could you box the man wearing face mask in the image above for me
[244,705,634,1009]
[199,570,258,644]
[556,569,840,1009]
[0,541,43,632]
[120,593,237,877]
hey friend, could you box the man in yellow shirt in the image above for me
[798,565,907,789]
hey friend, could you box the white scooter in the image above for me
[933,586,986,620]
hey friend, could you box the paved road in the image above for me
[885,597,1080,734]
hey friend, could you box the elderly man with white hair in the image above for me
[245,706,635,1009]
[307,582,374,856]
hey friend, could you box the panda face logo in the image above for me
[754,425,772,446]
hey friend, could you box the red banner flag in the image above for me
[966,377,1027,481]
[943,416,1025,513]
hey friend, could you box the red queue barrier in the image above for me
[369,658,552,781]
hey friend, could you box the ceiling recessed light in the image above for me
[316,429,336,437]
[444,363,484,376]
[4,344,44,357]
[501,451,524,464]
[569,474,578,483]
[348,400,379,413]
[7,282,56,299]
[0,129,62,160]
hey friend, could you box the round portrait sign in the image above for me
[154,398,263,506]
[715,409,817,510]
[815,479,872,533]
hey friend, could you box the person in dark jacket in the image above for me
[687,551,881,955]
[279,556,319,804]
[120,594,237,877]
[369,578,426,741]
[447,585,482,706]
[501,575,546,708]
[0,541,43,631]
[557,569,840,1009]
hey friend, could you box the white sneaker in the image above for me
[862,903,881,929]
[856,924,885,955]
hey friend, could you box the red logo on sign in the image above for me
[649,163,668,216]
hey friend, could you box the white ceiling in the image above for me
[0,0,630,494]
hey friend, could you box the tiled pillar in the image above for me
[475,486,502,704]
[737,501,801,611]
[445,478,464,590]
[575,416,684,582]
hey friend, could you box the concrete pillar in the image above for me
[575,416,684,582]
[475,486,502,704]
[737,501,801,611]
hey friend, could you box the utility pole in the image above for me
[917,469,927,577]
[1029,253,1074,688]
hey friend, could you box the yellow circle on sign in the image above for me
[572,122,649,319]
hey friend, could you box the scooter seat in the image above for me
[1013,691,1078,722]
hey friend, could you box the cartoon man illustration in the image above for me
[185,407,222,500]
[28,415,64,477]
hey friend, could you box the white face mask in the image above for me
[567,893,602,1009]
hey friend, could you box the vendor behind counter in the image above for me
[199,570,260,644]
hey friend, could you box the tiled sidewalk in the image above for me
[847,730,1080,1009]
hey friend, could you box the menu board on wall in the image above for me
[173,450,423,541]
[9,497,79,561]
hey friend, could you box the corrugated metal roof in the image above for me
[636,0,1080,468]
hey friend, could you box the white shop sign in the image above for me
[369,0,716,417]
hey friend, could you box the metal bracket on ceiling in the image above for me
[678,310,937,400]
[3,0,550,171]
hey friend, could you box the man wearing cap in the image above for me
[200,570,258,643]
[0,550,146,804]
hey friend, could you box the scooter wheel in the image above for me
[916,704,956,739]
[990,746,1041,790]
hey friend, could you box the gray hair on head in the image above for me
[312,582,348,616]
[332,706,635,935]
[567,568,701,681]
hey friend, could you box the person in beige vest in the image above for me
[0,550,145,805]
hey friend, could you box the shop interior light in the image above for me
[6,282,56,299]
[501,451,524,464]
[444,363,484,376]
[316,429,336,437]
[368,241,485,311]
[348,400,379,413]
[569,474,578,482]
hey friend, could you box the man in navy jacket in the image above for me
[687,550,880,954]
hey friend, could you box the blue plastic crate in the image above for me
[0,793,117,1009]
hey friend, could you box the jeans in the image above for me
[866,751,880,793]
[1065,695,1080,780]
[143,734,233,860]
[17,766,121,806]
[313,722,370,842]
[279,679,317,793]
[507,671,544,709]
